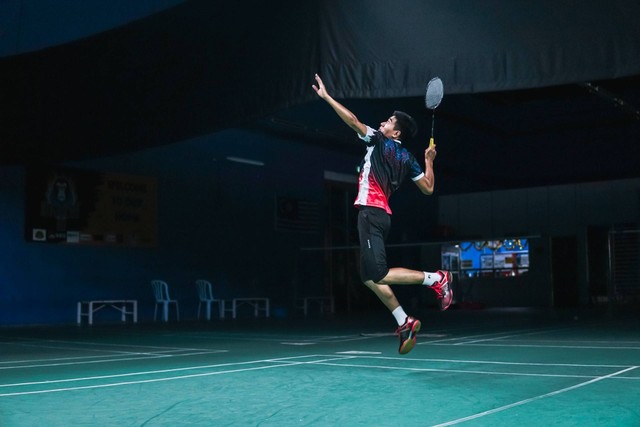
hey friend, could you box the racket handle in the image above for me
[429,137,434,148]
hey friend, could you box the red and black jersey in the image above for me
[354,126,424,214]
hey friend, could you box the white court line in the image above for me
[0,354,148,366]
[0,355,322,389]
[0,350,227,370]
[453,328,564,345]
[348,355,633,369]
[1,342,160,356]
[441,342,640,350]
[420,328,549,345]
[188,333,380,345]
[281,342,317,346]
[0,345,211,362]
[0,354,350,397]
[0,363,290,397]
[277,335,373,346]
[171,333,362,344]
[0,347,213,365]
[307,361,633,380]
[266,356,356,365]
[337,351,382,355]
[432,366,639,426]
[505,339,640,345]
[1,337,214,353]
[0,337,227,368]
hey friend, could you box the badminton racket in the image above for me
[425,77,444,148]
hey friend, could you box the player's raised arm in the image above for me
[312,74,366,137]
[415,143,437,195]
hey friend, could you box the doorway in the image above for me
[551,236,579,308]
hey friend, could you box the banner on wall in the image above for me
[25,165,157,247]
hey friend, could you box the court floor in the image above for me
[1,308,639,426]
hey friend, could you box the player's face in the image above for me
[379,116,400,140]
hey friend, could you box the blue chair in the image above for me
[151,280,180,322]
[195,280,224,320]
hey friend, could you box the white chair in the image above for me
[151,280,179,322]
[195,279,224,320]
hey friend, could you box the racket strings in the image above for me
[425,77,443,146]
[426,91,442,109]
[425,77,443,110]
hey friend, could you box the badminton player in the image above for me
[312,74,453,354]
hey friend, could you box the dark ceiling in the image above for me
[1,0,639,195]
[255,75,640,193]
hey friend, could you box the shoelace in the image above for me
[395,320,412,336]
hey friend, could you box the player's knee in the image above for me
[360,267,389,286]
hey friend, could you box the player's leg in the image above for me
[363,281,400,312]
[358,207,420,354]
[378,268,454,311]
[363,279,421,354]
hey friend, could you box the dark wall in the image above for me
[0,129,350,325]
[0,128,440,326]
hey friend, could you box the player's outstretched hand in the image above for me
[312,74,329,99]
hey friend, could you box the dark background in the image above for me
[0,0,639,325]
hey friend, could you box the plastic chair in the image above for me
[195,279,224,320]
[151,280,179,322]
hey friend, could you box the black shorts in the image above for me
[357,206,390,283]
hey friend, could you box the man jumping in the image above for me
[312,74,453,354]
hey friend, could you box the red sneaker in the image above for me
[432,270,453,311]
[395,316,421,355]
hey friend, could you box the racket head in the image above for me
[425,77,444,110]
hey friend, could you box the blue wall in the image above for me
[0,128,438,326]
[0,129,342,325]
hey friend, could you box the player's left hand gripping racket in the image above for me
[425,77,444,148]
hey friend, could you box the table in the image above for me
[230,298,270,319]
[295,296,335,317]
[77,300,138,325]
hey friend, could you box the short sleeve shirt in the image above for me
[354,126,424,214]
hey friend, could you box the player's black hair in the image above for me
[392,111,417,141]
